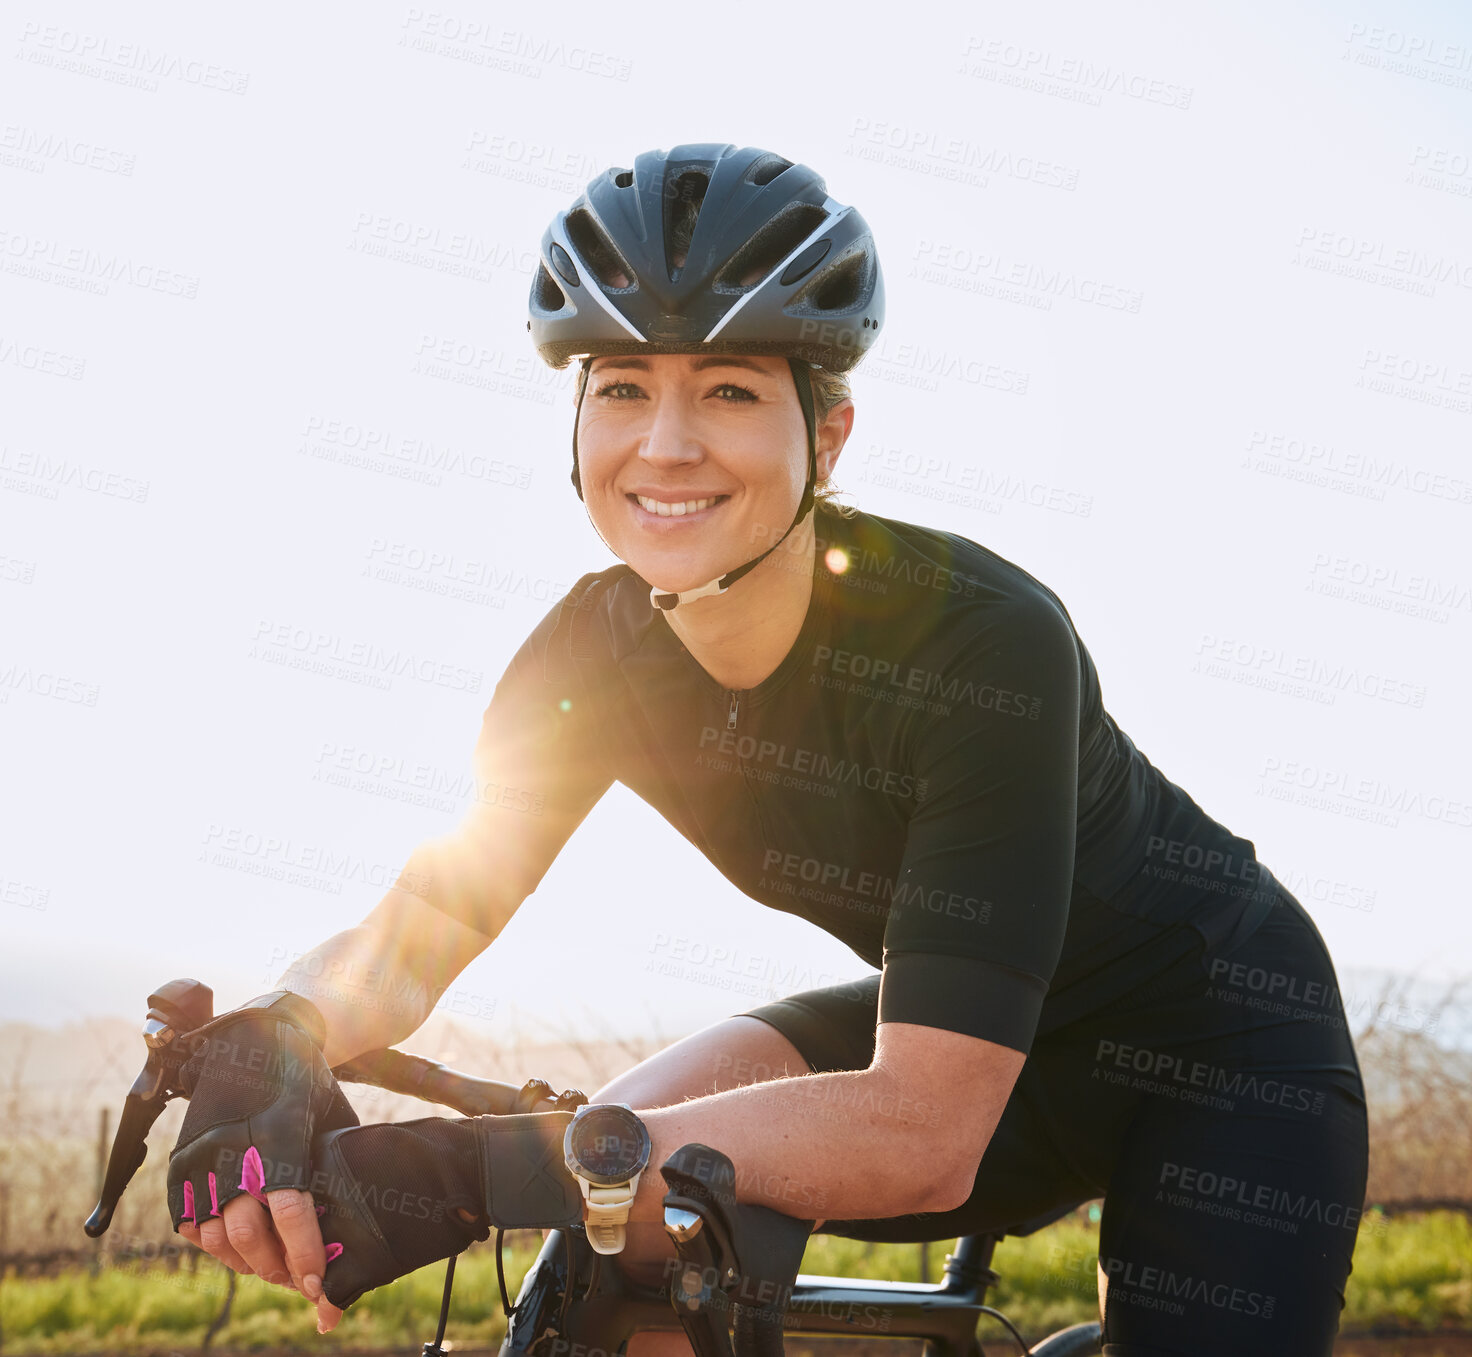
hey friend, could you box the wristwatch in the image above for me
[563,1103,653,1254]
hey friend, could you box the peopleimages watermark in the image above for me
[300,413,534,490]
[1305,550,1471,625]
[0,444,149,502]
[248,620,485,694]
[758,849,992,928]
[1139,836,1271,902]
[0,228,199,298]
[0,662,100,707]
[846,118,1080,193]
[1101,1254,1274,1320]
[461,133,599,193]
[0,336,85,379]
[411,333,562,404]
[958,35,1194,110]
[1257,756,1472,829]
[0,121,136,176]
[365,538,566,608]
[201,823,432,898]
[1241,428,1472,507]
[397,8,632,81]
[1157,1160,1374,1236]
[911,238,1143,313]
[1,876,50,911]
[313,740,546,817]
[809,644,1044,720]
[1093,1039,1327,1116]
[1292,226,1472,298]
[1354,348,1472,416]
[1192,634,1428,708]
[268,946,497,1022]
[1408,144,1472,201]
[696,726,927,801]
[647,934,858,1002]
[15,23,250,94]
[712,1053,943,1137]
[858,442,1094,517]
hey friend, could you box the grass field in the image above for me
[1,1211,1468,1354]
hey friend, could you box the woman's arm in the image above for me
[275,888,501,1066]
[278,582,619,1062]
[631,1022,1025,1223]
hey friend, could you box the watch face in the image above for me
[567,1105,651,1184]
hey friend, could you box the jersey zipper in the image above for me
[727,690,739,732]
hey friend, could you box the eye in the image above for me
[712,382,758,402]
[593,380,643,400]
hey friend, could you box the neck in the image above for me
[661,513,818,691]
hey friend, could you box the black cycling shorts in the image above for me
[739,879,1369,1357]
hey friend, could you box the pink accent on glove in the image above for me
[208,1171,220,1217]
[324,1242,344,1264]
[181,1180,196,1224]
[240,1146,269,1204]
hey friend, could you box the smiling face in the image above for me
[575,353,815,595]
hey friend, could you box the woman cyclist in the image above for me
[168,143,1368,1357]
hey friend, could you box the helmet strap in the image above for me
[570,357,591,500]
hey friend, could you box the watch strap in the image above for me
[473,1112,582,1229]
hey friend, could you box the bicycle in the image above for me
[85,979,1103,1357]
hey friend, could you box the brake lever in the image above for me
[84,979,216,1237]
[660,1143,815,1357]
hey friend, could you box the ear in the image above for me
[815,398,856,481]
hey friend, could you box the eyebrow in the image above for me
[590,356,772,375]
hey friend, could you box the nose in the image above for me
[638,393,706,474]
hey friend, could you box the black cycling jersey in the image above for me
[440,505,1280,1055]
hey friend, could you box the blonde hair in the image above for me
[573,359,859,518]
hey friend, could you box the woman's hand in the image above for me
[178,1187,342,1330]
[166,993,358,1331]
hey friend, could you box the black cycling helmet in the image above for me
[527,143,885,611]
[528,143,884,372]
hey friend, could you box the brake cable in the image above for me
[978,1301,1033,1355]
[423,1255,458,1357]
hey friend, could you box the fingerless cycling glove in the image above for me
[311,1112,582,1309]
[167,991,357,1230]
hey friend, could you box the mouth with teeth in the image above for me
[629,493,730,519]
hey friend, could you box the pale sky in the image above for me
[2,1,1469,1049]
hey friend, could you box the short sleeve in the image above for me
[397,585,616,932]
[877,594,1081,1054]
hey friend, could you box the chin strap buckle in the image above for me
[650,576,729,612]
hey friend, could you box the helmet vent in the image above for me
[747,155,792,187]
[532,263,566,312]
[715,201,829,291]
[566,208,633,289]
[807,251,867,311]
[663,169,710,279]
[613,169,634,188]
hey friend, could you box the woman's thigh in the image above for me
[585,1013,815,1286]
[1095,1078,1367,1356]
[1095,887,1370,1356]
